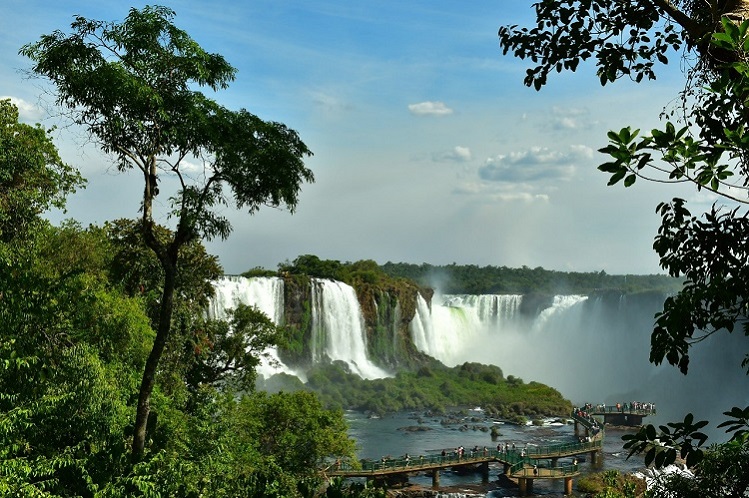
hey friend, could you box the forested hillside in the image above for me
[380,261,682,295]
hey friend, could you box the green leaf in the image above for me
[645,447,656,467]
[646,424,657,440]
[608,169,626,186]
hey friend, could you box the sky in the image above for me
[1,0,715,275]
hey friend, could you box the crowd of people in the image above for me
[583,401,656,414]
[394,441,533,466]
[573,406,601,429]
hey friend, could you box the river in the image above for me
[345,409,644,497]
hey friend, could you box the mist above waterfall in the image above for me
[411,292,749,442]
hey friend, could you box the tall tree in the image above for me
[499,0,749,470]
[21,5,314,460]
[0,98,82,243]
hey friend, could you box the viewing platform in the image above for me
[327,410,604,496]
[581,404,655,427]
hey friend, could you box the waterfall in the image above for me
[409,291,749,442]
[410,294,433,355]
[209,276,300,380]
[310,279,390,380]
[209,276,390,381]
[209,275,284,324]
[411,294,522,365]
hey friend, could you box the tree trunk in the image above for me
[131,259,177,460]
[724,0,749,22]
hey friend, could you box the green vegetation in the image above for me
[577,470,644,498]
[380,262,681,295]
[0,208,359,497]
[21,5,314,460]
[264,361,572,421]
[280,255,426,295]
[1,6,372,496]
[273,254,683,295]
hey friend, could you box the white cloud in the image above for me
[479,145,593,183]
[549,106,591,130]
[408,101,453,116]
[433,145,472,162]
[492,192,550,203]
[179,159,206,174]
[1,96,44,122]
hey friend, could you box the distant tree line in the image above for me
[379,262,682,295]
[251,255,681,296]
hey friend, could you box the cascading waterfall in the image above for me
[410,291,749,441]
[411,294,522,365]
[209,276,390,381]
[209,275,284,323]
[207,277,749,441]
[310,279,390,379]
[209,275,297,380]
[531,294,587,332]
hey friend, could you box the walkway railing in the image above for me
[331,440,599,476]
[593,405,655,415]
[512,463,579,478]
[328,408,605,481]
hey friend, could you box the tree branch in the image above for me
[651,0,710,40]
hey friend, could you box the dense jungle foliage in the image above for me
[261,361,572,421]
[0,214,368,497]
[380,262,682,295]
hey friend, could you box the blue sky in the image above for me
[2,1,711,275]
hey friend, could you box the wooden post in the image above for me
[565,476,573,495]
[431,469,439,488]
[481,462,490,483]
[518,477,527,496]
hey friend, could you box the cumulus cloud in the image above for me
[408,101,453,116]
[1,96,44,122]
[433,145,472,162]
[549,106,591,130]
[179,159,207,174]
[479,145,593,183]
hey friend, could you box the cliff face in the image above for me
[279,274,313,368]
[277,275,433,371]
[354,281,434,370]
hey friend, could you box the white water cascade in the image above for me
[209,278,749,440]
[410,292,749,441]
[208,275,298,380]
[209,276,390,381]
[209,275,285,324]
[310,279,390,380]
[411,294,523,365]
